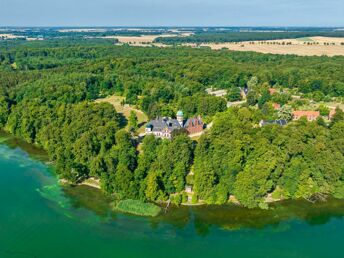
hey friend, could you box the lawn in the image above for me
[296,100,344,111]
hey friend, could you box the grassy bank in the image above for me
[113,199,161,217]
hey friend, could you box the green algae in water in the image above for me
[37,184,72,210]
[63,184,113,218]
[37,184,80,220]
[37,183,108,224]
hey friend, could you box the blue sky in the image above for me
[1,0,343,27]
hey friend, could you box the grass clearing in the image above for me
[95,95,148,133]
[113,199,161,217]
[297,101,344,111]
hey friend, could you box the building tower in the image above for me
[176,110,184,127]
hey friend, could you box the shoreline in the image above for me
[0,131,336,211]
[59,178,101,189]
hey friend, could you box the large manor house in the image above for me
[145,111,204,139]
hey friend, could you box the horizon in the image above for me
[1,0,343,27]
[1,26,344,29]
[2,26,344,29]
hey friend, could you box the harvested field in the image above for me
[0,33,25,39]
[110,35,160,44]
[310,36,344,44]
[181,37,344,56]
[104,34,175,45]
[105,33,191,46]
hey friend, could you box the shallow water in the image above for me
[1,137,344,258]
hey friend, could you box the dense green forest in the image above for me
[0,39,343,208]
[194,107,344,208]
[155,31,344,44]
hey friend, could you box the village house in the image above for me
[293,110,320,121]
[145,111,204,139]
[184,117,204,135]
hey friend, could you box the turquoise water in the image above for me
[1,142,344,258]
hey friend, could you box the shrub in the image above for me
[171,193,182,206]
[191,194,198,204]
[182,192,188,203]
[186,174,194,185]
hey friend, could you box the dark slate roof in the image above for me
[147,118,182,132]
[260,119,288,126]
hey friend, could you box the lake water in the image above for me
[1,136,344,258]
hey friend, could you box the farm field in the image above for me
[103,35,344,56]
[107,35,163,44]
[104,33,192,46]
[183,36,344,56]
[0,33,25,39]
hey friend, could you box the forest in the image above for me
[0,39,343,208]
[194,107,344,208]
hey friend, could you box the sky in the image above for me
[1,0,343,27]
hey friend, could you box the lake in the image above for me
[1,136,344,258]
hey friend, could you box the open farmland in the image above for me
[184,37,344,56]
[107,35,162,44]
[109,35,344,56]
[0,33,25,39]
[105,33,192,46]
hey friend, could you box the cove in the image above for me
[1,136,344,258]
